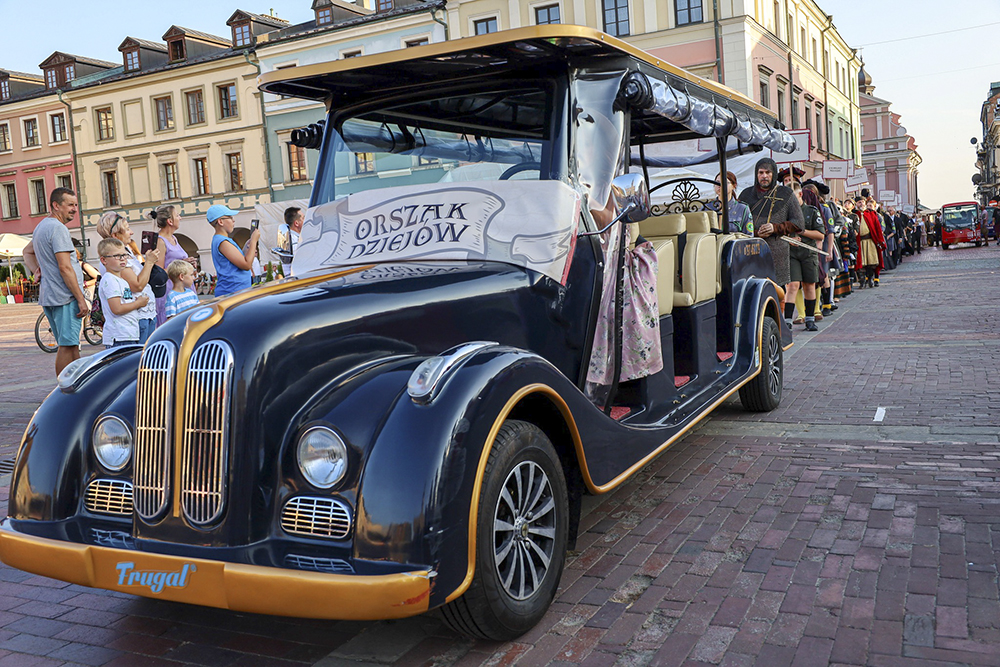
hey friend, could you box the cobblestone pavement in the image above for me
[1,244,999,666]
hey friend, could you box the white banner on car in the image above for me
[294,181,583,284]
[767,129,811,164]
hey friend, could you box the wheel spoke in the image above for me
[495,518,515,533]
[530,497,555,520]
[516,544,527,599]
[527,525,555,539]
[495,536,514,565]
[514,467,525,513]
[500,488,516,516]
[525,536,552,569]
[524,543,543,591]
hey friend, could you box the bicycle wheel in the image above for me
[83,317,103,346]
[35,312,58,353]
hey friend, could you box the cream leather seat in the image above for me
[703,210,736,293]
[636,213,684,315]
[679,211,717,304]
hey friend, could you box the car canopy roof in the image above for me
[258,25,796,154]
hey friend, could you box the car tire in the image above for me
[942,243,949,250]
[739,317,782,412]
[975,241,982,247]
[441,419,568,641]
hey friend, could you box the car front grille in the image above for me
[134,339,234,527]
[84,479,134,516]
[280,496,352,539]
[134,341,175,519]
[180,341,234,526]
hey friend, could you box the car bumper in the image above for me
[0,522,431,620]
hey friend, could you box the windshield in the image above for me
[942,205,977,230]
[313,86,559,206]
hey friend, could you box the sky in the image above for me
[1,0,998,208]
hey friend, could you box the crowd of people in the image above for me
[22,187,303,376]
[727,158,926,333]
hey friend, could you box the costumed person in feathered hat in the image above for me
[778,165,806,187]
[739,157,805,329]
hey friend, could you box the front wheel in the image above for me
[441,420,568,640]
[83,318,103,346]
[942,243,949,250]
[34,312,58,353]
[739,317,783,412]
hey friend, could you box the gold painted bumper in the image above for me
[0,523,431,620]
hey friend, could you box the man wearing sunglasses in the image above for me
[23,188,90,377]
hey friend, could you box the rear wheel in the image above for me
[83,318,103,346]
[739,317,782,412]
[34,312,58,353]
[441,420,568,640]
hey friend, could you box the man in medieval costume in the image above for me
[739,157,804,328]
[855,198,885,288]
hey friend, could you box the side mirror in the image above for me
[611,173,651,224]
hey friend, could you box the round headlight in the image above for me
[297,427,348,489]
[92,416,133,471]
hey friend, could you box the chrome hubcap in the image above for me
[493,460,556,601]
[767,333,782,397]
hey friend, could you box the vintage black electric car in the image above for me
[0,26,795,640]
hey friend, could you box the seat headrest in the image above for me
[639,213,686,238]
[686,211,718,234]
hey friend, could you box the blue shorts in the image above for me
[138,318,156,344]
[42,303,84,348]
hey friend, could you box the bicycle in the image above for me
[35,311,103,352]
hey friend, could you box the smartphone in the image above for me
[250,218,260,232]
[141,230,158,255]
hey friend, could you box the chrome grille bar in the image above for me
[180,341,234,526]
[281,496,352,539]
[84,479,134,516]
[133,341,175,519]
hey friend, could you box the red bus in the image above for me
[940,201,988,249]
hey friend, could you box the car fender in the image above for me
[9,350,143,522]
[350,346,586,609]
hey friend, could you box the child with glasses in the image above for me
[97,238,149,348]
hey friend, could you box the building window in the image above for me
[474,17,498,34]
[23,118,39,147]
[405,38,429,47]
[342,50,362,58]
[103,171,120,207]
[0,124,9,152]
[815,110,822,149]
[193,157,209,196]
[50,113,66,142]
[828,120,834,154]
[45,69,57,89]
[124,50,140,71]
[804,103,811,131]
[233,23,252,47]
[772,0,780,36]
[812,38,818,68]
[218,84,238,119]
[378,0,393,10]
[30,179,46,215]
[776,87,785,126]
[676,0,702,26]
[535,4,560,24]
[288,144,308,181]
[1,183,18,219]
[65,64,75,81]
[791,94,799,129]
[0,80,9,100]
[162,163,180,200]
[154,96,174,131]
[786,14,794,47]
[317,7,332,24]
[355,152,375,174]
[96,107,114,141]
[185,90,205,125]
[800,27,806,55]
[57,174,72,190]
[759,79,769,109]
[227,153,244,191]
[169,40,185,61]
[602,0,629,37]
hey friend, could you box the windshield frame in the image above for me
[310,74,571,208]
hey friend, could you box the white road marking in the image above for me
[874,407,886,422]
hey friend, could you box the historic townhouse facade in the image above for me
[976,81,1000,207]
[0,56,116,237]
[257,0,447,204]
[65,16,284,268]
[858,68,921,211]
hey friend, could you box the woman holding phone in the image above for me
[150,205,198,325]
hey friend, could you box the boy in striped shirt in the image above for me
[165,260,200,319]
